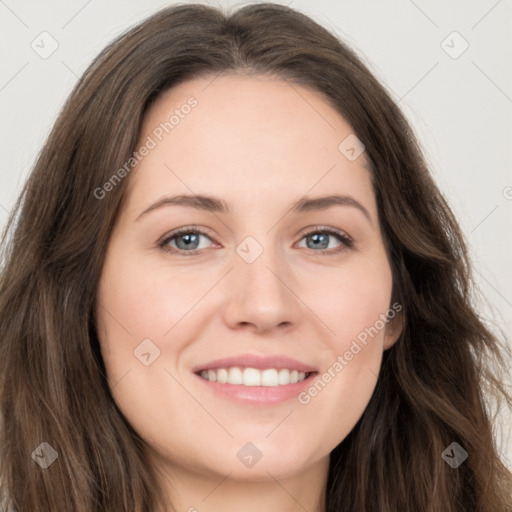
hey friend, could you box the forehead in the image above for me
[125,73,375,217]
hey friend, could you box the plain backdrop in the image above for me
[1,0,511,467]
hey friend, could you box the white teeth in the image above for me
[199,367,310,386]
[278,368,290,385]
[228,367,243,385]
[261,369,278,387]
[243,368,261,386]
[217,368,228,383]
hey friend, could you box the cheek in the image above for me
[313,252,393,354]
[95,247,222,420]
[294,254,392,439]
[95,253,202,445]
[97,251,207,353]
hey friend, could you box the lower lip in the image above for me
[194,373,317,406]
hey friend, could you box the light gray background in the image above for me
[1,0,511,467]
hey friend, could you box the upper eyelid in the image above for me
[158,225,214,243]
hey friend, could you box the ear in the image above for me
[383,308,403,350]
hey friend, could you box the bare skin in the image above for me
[96,73,402,512]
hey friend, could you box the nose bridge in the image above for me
[236,234,287,299]
[239,245,283,294]
[222,233,302,332]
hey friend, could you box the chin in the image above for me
[205,441,321,481]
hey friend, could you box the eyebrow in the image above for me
[136,193,372,225]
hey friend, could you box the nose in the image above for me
[221,246,303,335]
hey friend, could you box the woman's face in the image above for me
[96,73,402,482]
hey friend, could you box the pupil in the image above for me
[177,233,199,249]
[309,233,329,250]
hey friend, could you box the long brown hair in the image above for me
[1,3,511,511]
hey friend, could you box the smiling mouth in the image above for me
[196,367,317,387]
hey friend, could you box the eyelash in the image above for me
[157,225,354,256]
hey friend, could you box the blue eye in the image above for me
[158,226,353,255]
[297,228,353,254]
[159,227,214,253]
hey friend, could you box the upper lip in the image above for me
[192,353,317,373]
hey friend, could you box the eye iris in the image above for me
[176,232,200,250]
[307,232,329,250]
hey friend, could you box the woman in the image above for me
[0,3,511,511]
